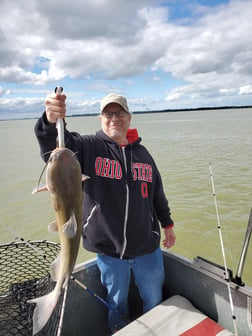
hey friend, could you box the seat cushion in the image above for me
[116,295,234,336]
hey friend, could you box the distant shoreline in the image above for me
[61,104,252,118]
[1,105,251,121]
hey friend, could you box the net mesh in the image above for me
[0,240,62,336]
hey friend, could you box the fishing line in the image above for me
[209,162,238,336]
[0,221,47,260]
[71,276,130,324]
[33,159,50,193]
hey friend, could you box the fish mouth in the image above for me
[49,148,74,163]
[50,147,65,157]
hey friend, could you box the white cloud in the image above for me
[0,0,252,117]
[167,88,183,101]
[239,85,252,95]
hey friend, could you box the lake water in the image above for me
[1,108,252,286]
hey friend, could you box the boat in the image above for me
[0,209,251,336]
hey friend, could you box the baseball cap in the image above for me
[100,93,129,113]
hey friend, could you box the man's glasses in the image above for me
[102,110,129,119]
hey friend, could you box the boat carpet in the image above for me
[116,295,234,336]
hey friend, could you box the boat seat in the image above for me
[116,295,234,335]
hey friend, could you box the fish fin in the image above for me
[62,212,78,238]
[50,253,61,281]
[48,221,58,233]
[32,185,48,194]
[27,290,60,335]
[82,174,90,182]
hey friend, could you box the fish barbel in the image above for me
[28,147,88,335]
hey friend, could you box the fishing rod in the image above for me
[53,86,69,335]
[55,86,65,148]
[57,281,69,336]
[234,208,252,286]
[70,275,130,324]
[33,86,64,191]
[209,163,238,336]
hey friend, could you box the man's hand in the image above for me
[45,93,66,124]
[163,227,176,249]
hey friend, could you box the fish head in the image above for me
[46,147,82,195]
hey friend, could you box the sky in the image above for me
[0,0,252,120]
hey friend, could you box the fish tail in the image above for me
[28,289,60,335]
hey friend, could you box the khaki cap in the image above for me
[100,93,129,113]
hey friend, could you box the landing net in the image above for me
[0,240,61,336]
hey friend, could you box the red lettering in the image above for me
[110,160,115,178]
[95,157,122,179]
[95,157,103,176]
[96,158,153,183]
[132,163,137,181]
[101,158,110,177]
[135,163,142,180]
[148,166,152,182]
[141,163,146,181]
[141,182,148,198]
[131,162,152,182]
[115,161,122,179]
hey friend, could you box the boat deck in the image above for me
[1,241,252,336]
[61,251,252,336]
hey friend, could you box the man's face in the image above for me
[99,103,131,144]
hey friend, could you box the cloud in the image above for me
[239,85,252,95]
[0,0,252,117]
[0,0,161,82]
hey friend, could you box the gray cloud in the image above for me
[0,0,252,117]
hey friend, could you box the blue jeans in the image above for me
[97,247,164,332]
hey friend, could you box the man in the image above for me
[35,92,176,333]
